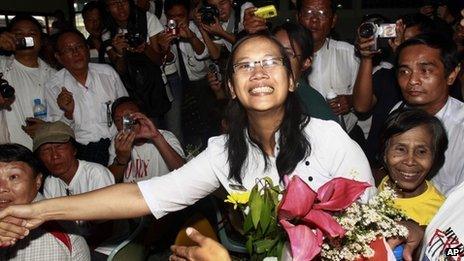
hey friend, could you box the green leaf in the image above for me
[250,186,263,229]
[246,236,254,254]
[259,193,272,232]
[243,212,254,233]
[254,239,275,254]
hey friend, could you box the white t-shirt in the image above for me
[44,63,128,145]
[108,129,185,183]
[43,160,115,197]
[391,97,464,196]
[0,56,55,149]
[138,118,376,219]
[420,181,464,260]
[308,38,360,132]
[165,21,209,81]
[0,193,90,261]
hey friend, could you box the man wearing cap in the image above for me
[0,143,90,260]
[33,121,120,256]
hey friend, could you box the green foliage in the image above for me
[240,178,286,259]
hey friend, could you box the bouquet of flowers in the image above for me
[224,175,408,261]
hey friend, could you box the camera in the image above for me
[124,32,145,48]
[199,4,219,25]
[358,22,396,51]
[166,19,178,36]
[208,63,222,82]
[0,73,15,99]
[16,37,34,50]
[122,115,136,132]
[254,5,277,19]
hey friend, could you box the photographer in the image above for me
[352,15,402,168]
[108,97,185,183]
[102,0,171,120]
[0,15,56,149]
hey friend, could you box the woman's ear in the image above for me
[289,76,295,92]
[228,81,237,99]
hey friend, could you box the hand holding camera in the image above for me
[112,33,130,55]
[127,112,160,141]
[0,32,34,51]
[243,7,267,34]
[0,73,15,110]
[114,130,136,165]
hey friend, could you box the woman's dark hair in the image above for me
[7,14,43,33]
[396,32,460,77]
[111,96,142,120]
[0,143,42,177]
[272,22,314,77]
[82,1,104,19]
[103,0,145,39]
[164,0,191,13]
[380,108,448,179]
[224,34,311,184]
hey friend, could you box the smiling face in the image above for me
[397,44,458,115]
[0,161,41,209]
[228,37,294,113]
[385,125,434,198]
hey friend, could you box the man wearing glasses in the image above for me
[44,30,128,166]
[298,0,365,146]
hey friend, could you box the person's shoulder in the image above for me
[0,55,14,69]
[89,62,115,74]
[159,129,179,141]
[78,160,112,175]
[304,118,349,143]
[45,68,67,87]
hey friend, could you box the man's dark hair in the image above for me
[272,22,314,77]
[52,28,87,53]
[296,0,337,14]
[164,0,191,13]
[380,108,448,180]
[396,32,460,77]
[82,1,104,19]
[0,143,42,177]
[402,13,436,33]
[7,14,43,33]
[111,96,142,120]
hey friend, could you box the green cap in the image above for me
[33,121,75,152]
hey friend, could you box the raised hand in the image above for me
[243,7,267,34]
[21,117,45,138]
[328,95,352,116]
[130,112,160,141]
[169,227,231,261]
[114,130,136,164]
[57,87,74,116]
[0,32,17,52]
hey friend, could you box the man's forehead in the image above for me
[399,44,442,64]
[0,161,34,176]
[58,33,85,47]
[302,0,332,9]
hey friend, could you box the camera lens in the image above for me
[359,22,376,38]
[0,78,15,99]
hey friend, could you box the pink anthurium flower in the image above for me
[278,175,370,260]
[279,220,322,261]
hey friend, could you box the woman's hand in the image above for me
[201,18,225,37]
[169,227,231,261]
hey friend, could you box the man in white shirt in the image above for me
[298,0,363,143]
[44,30,128,165]
[0,15,56,149]
[108,97,185,183]
[0,143,90,260]
[158,0,220,148]
[394,33,464,196]
[33,121,121,258]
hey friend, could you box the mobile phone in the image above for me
[254,5,277,19]
[16,37,34,49]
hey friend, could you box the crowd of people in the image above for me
[0,0,464,260]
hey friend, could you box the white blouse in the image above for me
[138,118,376,218]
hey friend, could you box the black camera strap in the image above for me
[174,40,190,87]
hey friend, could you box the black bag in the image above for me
[123,53,171,118]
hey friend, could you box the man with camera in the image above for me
[158,0,221,148]
[108,97,185,183]
[44,29,128,166]
[0,15,56,149]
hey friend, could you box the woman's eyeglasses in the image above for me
[232,57,284,74]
